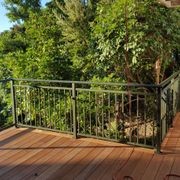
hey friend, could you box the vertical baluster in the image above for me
[70,89,73,132]
[129,93,132,143]
[122,94,124,113]
[34,88,37,127]
[95,92,98,137]
[48,90,51,129]
[58,89,61,131]
[108,93,111,139]
[24,87,27,126]
[121,93,125,142]
[29,87,32,126]
[156,87,162,154]
[115,93,117,140]
[64,89,67,130]
[144,94,147,145]
[44,89,46,127]
[152,109,155,147]
[72,83,77,138]
[137,94,139,144]
[77,91,80,134]
[38,88,41,127]
[11,80,17,127]
[53,89,56,129]
[102,93,104,138]
[89,91,92,135]
[83,103,86,134]
[19,86,23,124]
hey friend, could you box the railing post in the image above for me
[72,83,77,139]
[10,79,17,127]
[156,86,162,154]
[178,74,180,111]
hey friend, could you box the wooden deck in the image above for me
[0,113,180,180]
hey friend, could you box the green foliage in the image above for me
[1,0,178,82]
[54,0,100,80]
[4,0,41,22]
[15,86,73,132]
[93,0,180,83]
[0,0,179,137]
[19,9,72,79]
[0,1,73,127]
[0,82,13,128]
[0,8,72,80]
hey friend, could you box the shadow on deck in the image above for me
[0,113,180,180]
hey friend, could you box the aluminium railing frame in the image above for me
[0,70,179,153]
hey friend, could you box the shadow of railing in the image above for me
[0,128,33,147]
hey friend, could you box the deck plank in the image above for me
[0,127,16,137]
[0,128,33,146]
[61,143,106,180]
[47,142,98,180]
[130,152,154,179]
[0,132,47,162]
[74,146,114,180]
[21,138,84,180]
[113,150,142,180]
[34,140,91,180]
[9,137,76,180]
[154,156,175,180]
[141,154,164,180]
[168,157,180,180]
[0,112,179,180]
[0,134,56,177]
[0,136,65,180]
[100,148,135,180]
[86,147,124,180]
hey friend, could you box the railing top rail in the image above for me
[159,70,180,88]
[13,78,159,88]
[0,79,11,83]
[1,70,179,88]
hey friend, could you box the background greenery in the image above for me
[0,0,179,136]
[0,0,179,82]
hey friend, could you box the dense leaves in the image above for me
[4,0,41,22]
[0,3,72,79]
[92,0,180,83]
[0,0,179,82]
[0,0,179,138]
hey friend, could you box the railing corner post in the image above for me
[156,86,162,154]
[178,73,180,111]
[10,79,17,128]
[72,83,77,139]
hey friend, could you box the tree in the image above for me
[0,3,73,79]
[0,0,179,83]
[3,0,41,22]
[92,0,180,84]
[0,24,28,79]
[54,0,100,80]
[20,9,72,79]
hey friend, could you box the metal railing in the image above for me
[0,79,13,131]
[159,72,180,142]
[0,71,179,152]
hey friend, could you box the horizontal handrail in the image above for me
[14,84,72,90]
[159,70,180,88]
[13,78,159,88]
[0,70,179,88]
[0,79,11,83]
